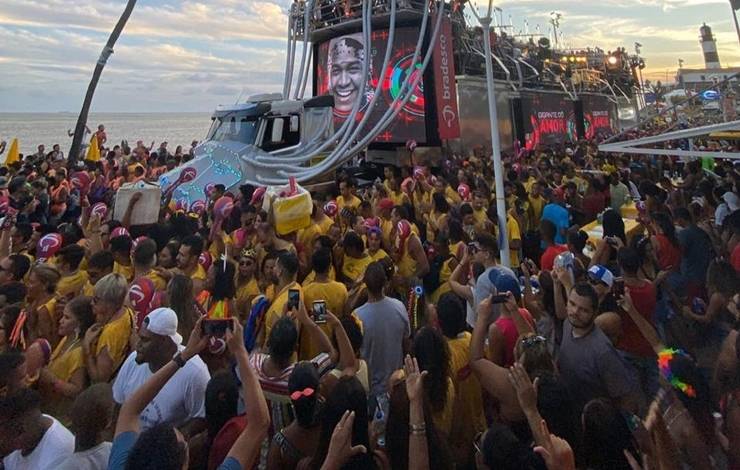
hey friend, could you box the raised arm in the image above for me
[618,289,665,355]
[470,295,515,401]
[292,301,336,359]
[115,318,208,436]
[326,311,356,371]
[222,319,270,469]
[405,355,430,470]
[450,247,474,304]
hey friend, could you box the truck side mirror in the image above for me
[271,118,284,143]
[290,115,299,132]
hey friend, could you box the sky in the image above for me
[0,0,738,112]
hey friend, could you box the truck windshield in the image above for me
[207,116,258,144]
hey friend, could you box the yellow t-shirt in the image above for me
[430,257,455,303]
[317,216,335,235]
[190,264,207,281]
[336,194,361,210]
[381,218,394,249]
[57,271,89,299]
[388,190,407,206]
[48,336,84,382]
[113,262,134,282]
[412,191,431,214]
[263,282,302,348]
[143,271,168,292]
[82,281,95,297]
[447,332,486,445]
[528,194,545,230]
[303,265,336,285]
[445,186,462,205]
[298,224,322,251]
[507,215,521,267]
[369,248,389,263]
[473,208,488,226]
[96,308,134,372]
[236,278,260,315]
[342,253,372,282]
[299,280,349,361]
[397,235,419,279]
[208,232,231,260]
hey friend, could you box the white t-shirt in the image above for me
[112,348,210,430]
[57,442,112,470]
[3,416,74,470]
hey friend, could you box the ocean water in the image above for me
[0,113,213,156]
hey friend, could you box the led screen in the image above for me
[315,27,427,144]
[520,93,577,150]
[582,95,618,140]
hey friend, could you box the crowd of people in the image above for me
[0,124,738,470]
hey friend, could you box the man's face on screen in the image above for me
[330,40,364,113]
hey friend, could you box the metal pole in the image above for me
[732,1,740,47]
[480,15,511,267]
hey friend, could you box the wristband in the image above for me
[172,353,187,368]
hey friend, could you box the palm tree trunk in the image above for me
[68,0,138,166]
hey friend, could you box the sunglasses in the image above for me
[521,335,547,349]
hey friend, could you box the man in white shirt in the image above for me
[113,308,210,432]
[0,388,74,470]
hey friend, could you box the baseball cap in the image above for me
[587,265,614,288]
[143,308,183,346]
[493,273,522,300]
[378,198,394,211]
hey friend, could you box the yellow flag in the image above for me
[4,138,19,165]
[86,135,100,162]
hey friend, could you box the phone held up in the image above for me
[202,318,233,337]
[288,289,300,311]
[312,300,327,324]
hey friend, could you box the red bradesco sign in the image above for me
[432,15,461,140]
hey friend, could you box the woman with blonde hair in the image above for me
[82,273,134,383]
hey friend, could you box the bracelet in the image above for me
[172,353,187,368]
[409,423,426,435]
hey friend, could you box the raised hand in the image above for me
[404,354,427,404]
[322,410,367,470]
[508,362,539,414]
[225,318,246,354]
[183,317,208,359]
[533,419,576,470]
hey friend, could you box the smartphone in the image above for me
[202,319,233,337]
[613,278,625,298]
[312,300,327,324]
[288,289,300,310]
[491,293,509,304]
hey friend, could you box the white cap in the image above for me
[143,308,183,346]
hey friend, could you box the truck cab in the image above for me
[159,94,334,207]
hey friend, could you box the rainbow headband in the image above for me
[657,348,697,398]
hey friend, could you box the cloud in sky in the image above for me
[0,0,737,112]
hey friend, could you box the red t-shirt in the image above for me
[617,279,656,358]
[494,308,535,367]
[655,234,681,271]
[540,244,568,271]
[732,243,740,273]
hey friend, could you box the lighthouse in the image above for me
[699,23,721,69]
